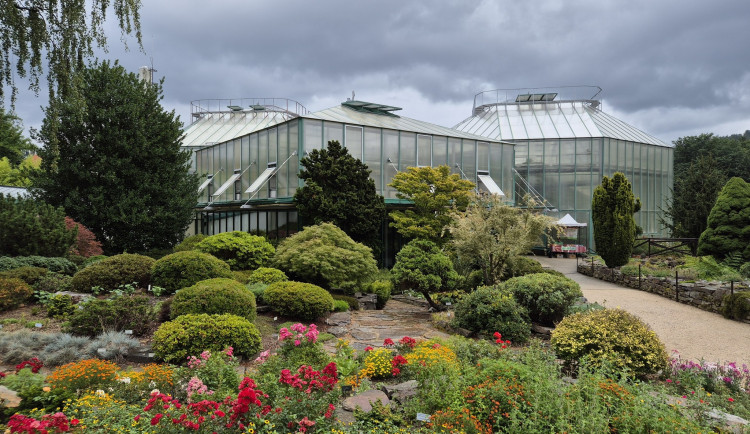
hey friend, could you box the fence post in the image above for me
[648,239,651,257]
[731,280,734,296]
[591,255,594,273]
[638,264,641,290]
[675,270,679,302]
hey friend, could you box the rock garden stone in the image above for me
[342,389,390,413]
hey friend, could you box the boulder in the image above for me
[342,389,389,412]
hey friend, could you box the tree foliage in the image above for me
[391,239,460,310]
[697,177,750,262]
[32,60,198,254]
[294,140,385,255]
[0,194,76,257]
[659,154,726,238]
[0,0,142,104]
[673,133,750,183]
[273,222,377,291]
[388,165,475,244]
[447,194,556,285]
[0,155,40,187]
[0,109,35,165]
[64,217,103,258]
[592,172,641,268]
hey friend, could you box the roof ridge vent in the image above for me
[341,100,402,117]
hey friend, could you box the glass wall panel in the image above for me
[304,119,322,154]
[289,122,299,190]
[575,139,593,210]
[258,212,267,233]
[417,135,431,167]
[324,122,343,145]
[268,128,278,163]
[278,124,288,197]
[617,140,626,172]
[258,131,269,199]
[463,140,476,184]
[345,126,363,161]
[383,130,399,199]
[544,140,559,209]
[241,212,249,232]
[249,134,259,193]
[503,144,514,201]
[448,138,462,175]
[559,173,575,210]
[364,127,382,192]
[526,140,543,196]
[278,212,288,238]
[287,211,299,236]
[241,136,250,195]
[477,142,489,172]
[400,133,416,171]
[490,143,503,196]
[432,136,447,167]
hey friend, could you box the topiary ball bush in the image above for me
[453,285,531,343]
[720,290,750,321]
[502,273,583,326]
[247,267,288,285]
[550,308,668,377]
[263,281,334,321]
[70,253,155,293]
[171,278,257,322]
[195,231,275,271]
[0,277,33,312]
[151,251,233,295]
[173,234,208,252]
[152,314,261,363]
[0,266,49,286]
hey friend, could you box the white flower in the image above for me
[95,389,106,397]
[119,377,131,384]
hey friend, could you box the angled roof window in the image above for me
[477,172,505,196]
[245,163,277,194]
[197,175,214,193]
[213,170,242,197]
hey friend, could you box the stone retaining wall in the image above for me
[577,262,750,324]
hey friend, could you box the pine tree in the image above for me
[697,177,750,262]
[0,195,76,257]
[32,61,198,254]
[592,172,641,267]
[294,140,385,257]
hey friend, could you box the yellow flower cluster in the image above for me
[63,393,150,434]
[405,341,459,371]
[47,359,119,392]
[118,363,174,388]
[359,348,394,379]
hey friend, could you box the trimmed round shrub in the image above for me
[247,267,288,285]
[502,273,583,326]
[171,278,257,322]
[195,231,275,271]
[46,294,75,318]
[273,222,377,291]
[246,283,268,305]
[173,234,208,252]
[721,290,750,321]
[504,256,545,279]
[152,314,261,363]
[0,256,77,275]
[0,277,33,312]
[332,299,349,312]
[232,270,255,284]
[81,255,108,269]
[66,295,156,337]
[551,308,669,377]
[331,294,359,311]
[33,272,72,293]
[453,285,531,343]
[263,281,334,321]
[151,251,233,294]
[367,279,392,309]
[0,266,48,286]
[70,253,155,293]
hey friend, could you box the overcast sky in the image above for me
[6,0,750,145]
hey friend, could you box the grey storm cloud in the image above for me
[5,0,750,143]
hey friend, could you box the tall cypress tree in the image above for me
[592,172,641,267]
[32,61,198,254]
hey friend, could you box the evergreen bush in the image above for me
[46,294,75,318]
[273,222,377,291]
[502,273,583,326]
[171,278,256,322]
[32,272,72,294]
[504,256,545,279]
[697,177,750,262]
[331,294,359,311]
[0,266,48,286]
[367,280,392,309]
[151,250,232,294]
[0,256,77,275]
[152,314,261,363]
[0,195,77,257]
[173,233,207,252]
[453,285,531,343]
[332,299,350,312]
[391,239,461,310]
[0,277,33,312]
[195,231,275,271]
[720,291,750,321]
[741,262,750,279]
[246,267,288,285]
[66,294,156,337]
[592,172,641,267]
[70,253,155,293]
[551,308,668,377]
[246,283,268,305]
[263,281,334,321]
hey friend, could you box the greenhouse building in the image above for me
[453,86,673,247]
[184,98,515,265]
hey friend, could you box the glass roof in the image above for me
[182,111,292,148]
[454,100,670,147]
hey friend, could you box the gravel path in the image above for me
[536,256,750,367]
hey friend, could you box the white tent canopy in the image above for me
[557,214,587,227]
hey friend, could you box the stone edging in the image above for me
[577,263,750,324]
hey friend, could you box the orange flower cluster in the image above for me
[48,359,119,392]
[429,408,491,434]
